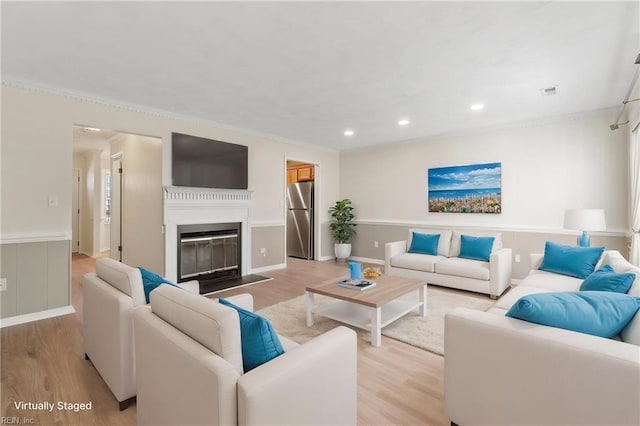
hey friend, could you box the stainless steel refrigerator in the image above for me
[286,181,314,259]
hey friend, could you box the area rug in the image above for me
[257,286,494,356]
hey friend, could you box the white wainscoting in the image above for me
[0,236,71,323]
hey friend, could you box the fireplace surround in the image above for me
[177,222,241,283]
[163,186,252,285]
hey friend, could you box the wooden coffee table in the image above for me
[305,275,427,347]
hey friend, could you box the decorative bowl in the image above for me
[362,267,382,279]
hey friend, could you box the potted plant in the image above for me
[329,199,356,260]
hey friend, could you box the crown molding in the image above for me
[2,75,173,117]
[1,75,338,154]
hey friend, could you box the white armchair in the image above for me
[133,284,358,426]
[82,258,198,410]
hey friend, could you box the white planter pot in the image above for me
[334,243,352,260]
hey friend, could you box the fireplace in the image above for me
[163,186,252,291]
[177,223,241,283]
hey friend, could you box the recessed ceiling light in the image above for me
[344,129,354,136]
[397,119,410,126]
[83,127,102,132]
[470,104,485,111]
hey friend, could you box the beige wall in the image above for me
[2,88,73,239]
[340,108,628,232]
[251,225,285,269]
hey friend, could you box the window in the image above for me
[104,170,111,224]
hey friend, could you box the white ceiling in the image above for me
[2,2,638,151]
[71,126,119,153]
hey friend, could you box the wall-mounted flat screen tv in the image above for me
[172,132,248,189]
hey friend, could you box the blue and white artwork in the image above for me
[428,162,502,213]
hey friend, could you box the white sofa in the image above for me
[133,284,358,426]
[82,258,199,410]
[385,228,512,298]
[444,250,640,426]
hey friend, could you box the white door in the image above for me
[111,155,123,261]
[72,169,81,253]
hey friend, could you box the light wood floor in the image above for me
[1,255,449,425]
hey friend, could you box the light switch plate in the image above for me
[0,278,7,292]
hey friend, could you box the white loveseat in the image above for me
[134,284,358,426]
[444,250,640,426]
[82,258,199,410]
[385,228,512,298]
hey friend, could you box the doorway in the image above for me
[111,153,123,261]
[71,125,164,277]
[72,169,81,253]
[72,126,116,257]
[285,160,318,261]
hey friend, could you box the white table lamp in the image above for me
[564,209,606,247]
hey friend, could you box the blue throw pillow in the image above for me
[580,264,636,294]
[408,232,440,256]
[458,235,495,262]
[138,267,178,303]
[538,241,604,279]
[506,291,640,338]
[219,298,285,372]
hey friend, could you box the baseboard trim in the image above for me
[349,256,385,265]
[0,305,76,328]
[317,255,335,261]
[250,263,286,274]
[511,278,523,286]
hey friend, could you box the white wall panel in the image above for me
[16,242,48,315]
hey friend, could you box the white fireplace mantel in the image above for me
[163,186,253,282]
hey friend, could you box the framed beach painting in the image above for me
[428,162,502,213]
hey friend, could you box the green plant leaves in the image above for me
[329,199,356,244]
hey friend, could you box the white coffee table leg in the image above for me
[306,291,315,326]
[371,307,382,347]
[419,284,427,317]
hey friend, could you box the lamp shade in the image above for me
[564,209,606,231]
